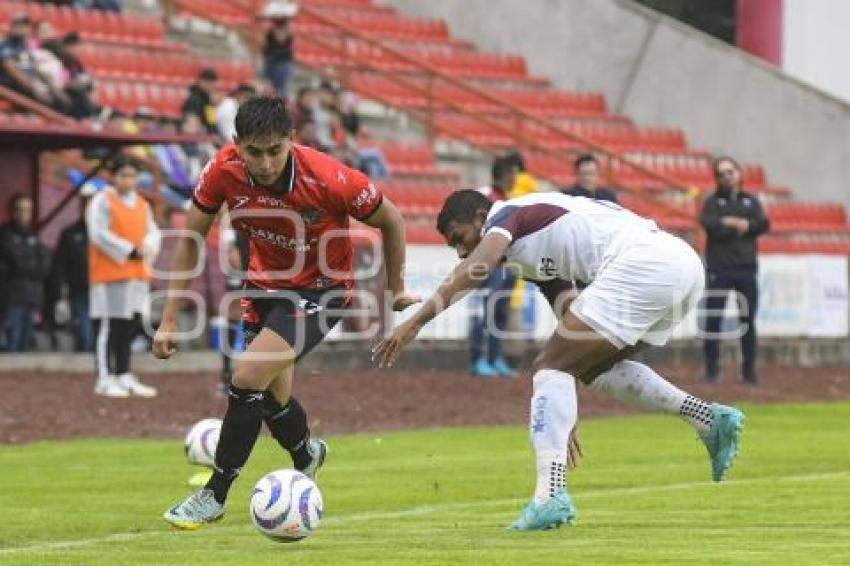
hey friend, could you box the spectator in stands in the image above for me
[92,0,123,11]
[0,194,50,352]
[356,142,389,180]
[699,156,770,385]
[0,14,55,106]
[216,83,258,142]
[561,153,618,203]
[291,85,316,127]
[338,90,389,179]
[56,32,98,119]
[311,81,339,151]
[182,68,219,134]
[50,186,96,352]
[72,0,123,11]
[295,118,329,153]
[180,113,217,179]
[338,90,360,138]
[146,114,217,210]
[263,15,295,98]
[32,20,62,53]
[29,21,66,94]
[87,156,160,397]
[468,159,519,378]
[148,118,195,209]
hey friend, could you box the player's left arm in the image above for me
[360,197,419,311]
[372,232,510,367]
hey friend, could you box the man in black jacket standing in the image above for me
[699,156,770,384]
[50,190,93,351]
[0,194,50,351]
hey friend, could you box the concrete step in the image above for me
[4,335,849,374]
[120,0,161,17]
[166,14,250,60]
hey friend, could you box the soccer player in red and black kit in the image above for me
[154,96,418,529]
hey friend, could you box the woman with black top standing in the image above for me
[263,16,295,98]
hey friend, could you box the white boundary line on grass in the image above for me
[1,470,846,556]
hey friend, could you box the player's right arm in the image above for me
[152,204,217,359]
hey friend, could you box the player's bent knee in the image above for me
[232,363,278,390]
[533,347,616,384]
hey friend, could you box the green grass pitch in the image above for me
[1,402,849,565]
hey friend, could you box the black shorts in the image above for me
[241,288,350,362]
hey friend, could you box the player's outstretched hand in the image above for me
[391,292,422,312]
[152,320,179,359]
[371,319,422,368]
[567,426,583,469]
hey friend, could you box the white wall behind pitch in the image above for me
[783,0,850,103]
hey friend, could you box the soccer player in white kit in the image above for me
[373,190,745,531]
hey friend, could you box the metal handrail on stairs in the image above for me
[167,0,700,233]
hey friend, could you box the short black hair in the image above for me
[234,96,293,142]
[199,67,218,81]
[501,150,526,172]
[108,155,139,175]
[574,153,598,172]
[491,157,516,182]
[62,31,81,45]
[436,189,492,235]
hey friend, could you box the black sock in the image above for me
[221,325,238,385]
[114,318,133,375]
[262,395,312,470]
[206,385,265,503]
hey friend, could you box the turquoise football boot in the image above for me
[702,403,745,481]
[470,358,498,378]
[508,488,577,531]
[490,357,517,378]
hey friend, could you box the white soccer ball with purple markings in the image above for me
[183,418,221,468]
[249,469,323,542]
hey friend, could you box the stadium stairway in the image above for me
[163,0,850,253]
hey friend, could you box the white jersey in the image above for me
[482,192,658,284]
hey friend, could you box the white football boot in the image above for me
[117,373,158,398]
[94,376,130,398]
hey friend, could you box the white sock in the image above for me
[589,361,714,435]
[529,369,577,503]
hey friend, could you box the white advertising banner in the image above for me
[397,245,471,339]
[387,247,848,341]
[756,255,809,336]
[805,255,849,337]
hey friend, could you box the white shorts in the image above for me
[90,280,150,319]
[570,230,704,349]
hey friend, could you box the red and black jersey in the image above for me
[193,143,383,291]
